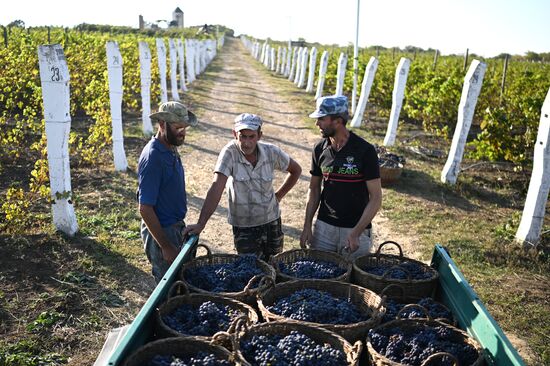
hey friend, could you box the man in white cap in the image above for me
[300,95,382,259]
[137,101,198,283]
[184,113,302,260]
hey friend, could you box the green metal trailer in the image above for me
[101,236,525,365]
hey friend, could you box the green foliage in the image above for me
[26,311,64,332]
[0,339,67,365]
[316,46,549,166]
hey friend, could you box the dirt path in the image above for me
[180,37,419,259]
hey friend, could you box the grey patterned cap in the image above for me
[234,113,262,131]
[149,101,198,126]
[309,95,349,118]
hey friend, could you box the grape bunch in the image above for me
[267,288,370,324]
[363,261,433,280]
[382,298,453,323]
[278,260,346,279]
[375,145,406,168]
[184,255,263,292]
[148,352,231,366]
[162,301,243,337]
[240,330,347,366]
[368,324,479,365]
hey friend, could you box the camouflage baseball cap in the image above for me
[234,113,262,132]
[309,95,349,118]
[149,101,198,126]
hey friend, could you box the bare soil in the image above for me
[180,37,417,259]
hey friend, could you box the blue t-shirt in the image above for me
[138,137,187,227]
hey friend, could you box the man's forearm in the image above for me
[140,205,173,250]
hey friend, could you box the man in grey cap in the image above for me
[137,101,198,283]
[184,113,302,260]
[300,95,382,259]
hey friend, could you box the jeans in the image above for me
[141,220,186,283]
[311,219,373,260]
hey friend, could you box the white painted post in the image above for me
[200,41,207,73]
[185,39,195,84]
[516,88,550,246]
[298,47,309,88]
[168,39,180,101]
[194,41,201,76]
[176,39,188,92]
[275,47,282,74]
[260,42,267,64]
[263,45,269,68]
[441,60,487,184]
[106,41,128,172]
[280,48,287,75]
[288,47,298,81]
[315,50,329,100]
[284,47,292,77]
[270,47,276,71]
[306,47,318,93]
[293,48,303,84]
[350,56,379,128]
[138,41,154,136]
[155,38,168,103]
[37,44,78,236]
[335,52,348,96]
[383,57,411,145]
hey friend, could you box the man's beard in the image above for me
[166,124,183,146]
[321,127,335,138]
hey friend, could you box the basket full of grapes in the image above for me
[122,336,242,366]
[352,241,439,298]
[366,318,484,365]
[234,320,363,366]
[376,145,406,187]
[270,248,352,282]
[155,281,259,340]
[379,285,454,325]
[180,244,276,305]
[257,278,385,342]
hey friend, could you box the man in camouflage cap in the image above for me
[184,113,302,260]
[137,101,198,283]
[300,95,382,259]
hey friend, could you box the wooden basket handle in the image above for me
[167,280,190,298]
[228,314,250,334]
[243,274,267,294]
[381,265,411,280]
[376,241,404,257]
[211,331,237,352]
[380,284,406,298]
[396,303,432,321]
[195,243,212,258]
[421,352,459,366]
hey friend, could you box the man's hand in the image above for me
[300,227,313,249]
[182,223,205,237]
[161,242,180,264]
[346,232,360,253]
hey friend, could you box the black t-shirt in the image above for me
[310,131,380,228]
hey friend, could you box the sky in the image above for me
[1,0,548,57]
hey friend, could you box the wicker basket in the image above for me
[234,320,363,366]
[380,164,403,187]
[270,248,352,282]
[366,318,484,366]
[257,278,384,342]
[379,285,455,325]
[122,336,243,366]
[352,241,439,298]
[155,281,259,340]
[179,244,276,306]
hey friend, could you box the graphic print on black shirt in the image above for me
[310,132,380,228]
